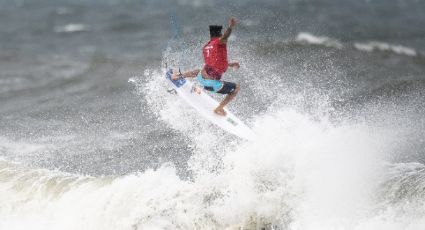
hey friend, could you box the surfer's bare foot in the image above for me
[214,107,227,116]
[171,71,180,80]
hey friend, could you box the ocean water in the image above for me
[1,0,425,229]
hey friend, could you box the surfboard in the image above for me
[165,69,256,140]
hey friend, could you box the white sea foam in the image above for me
[296,32,343,49]
[294,33,419,57]
[54,24,90,33]
[354,41,417,56]
[1,52,423,229]
[1,107,424,229]
[0,136,51,156]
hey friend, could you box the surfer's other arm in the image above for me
[171,69,200,80]
[228,62,240,69]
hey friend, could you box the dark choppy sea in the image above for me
[1,0,424,229]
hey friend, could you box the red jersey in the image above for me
[202,37,228,79]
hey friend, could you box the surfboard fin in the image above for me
[167,88,177,95]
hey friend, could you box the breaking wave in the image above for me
[2,100,424,229]
[354,41,417,56]
[293,32,420,57]
[295,32,343,49]
[54,24,90,33]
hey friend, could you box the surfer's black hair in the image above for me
[209,25,223,38]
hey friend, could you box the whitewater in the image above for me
[2,68,424,229]
[1,0,425,229]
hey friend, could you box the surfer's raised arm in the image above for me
[219,18,236,44]
[171,69,200,80]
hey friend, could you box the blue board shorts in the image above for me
[196,74,237,94]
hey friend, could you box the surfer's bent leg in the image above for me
[214,82,240,116]
[196,75,239,116]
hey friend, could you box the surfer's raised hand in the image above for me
[220,18,237,43]
[229,17,237,28]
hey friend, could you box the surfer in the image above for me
[172,17,240,116]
